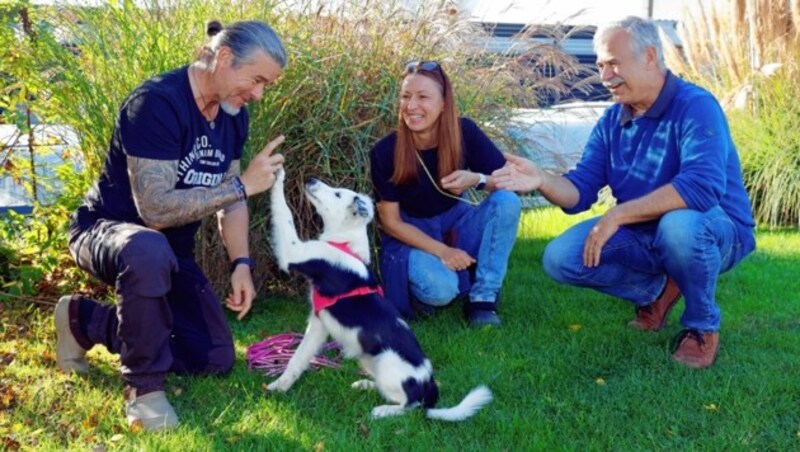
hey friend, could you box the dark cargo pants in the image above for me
[67,206,234,393]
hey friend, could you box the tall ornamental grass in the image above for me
[18,0,588,296]
[664,0,800,227]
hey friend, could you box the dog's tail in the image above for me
[424,385,492,422]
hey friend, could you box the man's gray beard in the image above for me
[221,102,241,116]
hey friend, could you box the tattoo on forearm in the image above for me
[128,156,244,229]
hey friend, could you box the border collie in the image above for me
[266,169,492,421]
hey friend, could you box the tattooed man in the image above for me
[54,20,287,431]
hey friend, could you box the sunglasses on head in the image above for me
[405,60,441,73]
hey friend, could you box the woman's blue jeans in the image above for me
[542,207,754,331]
[405,190,521,306]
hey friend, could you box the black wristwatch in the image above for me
[230,257,253,273]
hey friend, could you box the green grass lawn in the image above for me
[2,207,799,450]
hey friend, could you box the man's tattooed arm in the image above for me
[128,156,245,230]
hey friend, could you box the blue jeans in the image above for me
[406,190,521,306]
[542,207,754,331]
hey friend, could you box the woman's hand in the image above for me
[441,170,480,195]
[438,246,476,271]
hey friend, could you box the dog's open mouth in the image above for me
[304,178,320,201]
[304,187,320,203]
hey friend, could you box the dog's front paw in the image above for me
[371,404,406,419]
[351,379,376,391]
[266,377,293,393]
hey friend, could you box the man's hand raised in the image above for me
[240,135,286,196]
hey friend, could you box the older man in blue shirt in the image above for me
[493,16,755,369]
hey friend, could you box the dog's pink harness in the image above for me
[312,241,384,315]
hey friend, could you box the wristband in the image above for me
[232,176,248,201]
[475,173,487,191]
[230,257,253,273]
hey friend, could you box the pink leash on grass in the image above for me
[246,332,343,377]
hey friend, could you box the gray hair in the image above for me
[203,20,287,69]
[594,16,665,70]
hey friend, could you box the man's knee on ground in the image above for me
[118,231,177,297]
[206,344,235,374]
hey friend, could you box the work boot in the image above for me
[126,389,180,431]
[672,329,719,369]
[628,278,681,331]
[54,295,89,373]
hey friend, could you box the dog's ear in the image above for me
[351,196,372,219]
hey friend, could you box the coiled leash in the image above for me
[247,332,343,376]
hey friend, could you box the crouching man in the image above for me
[492,16,755,369]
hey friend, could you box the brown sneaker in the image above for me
[628,278,681,331]
[672,329,719,369]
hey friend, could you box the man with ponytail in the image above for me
[55,20,288,430]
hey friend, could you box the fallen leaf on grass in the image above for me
[109,433,124,442]
[128,420,144,433]
[0,353,14,366]
[0,385,16,409]
[1,436,20,451]
[595,378,606,386]
[39,350,55,364]
[314,441,324,451]
[358,421,370,438]
[83,413,99,429]
[569,324,582,332]
[703,403,718,411]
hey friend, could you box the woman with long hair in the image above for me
[370,61,521,326]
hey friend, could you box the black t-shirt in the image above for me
[370,117,505,218]
[84,66,248,256]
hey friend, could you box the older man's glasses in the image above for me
[405,60,441,73]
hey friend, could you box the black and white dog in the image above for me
[267,168,492,421]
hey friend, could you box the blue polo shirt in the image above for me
[564,71,755,248]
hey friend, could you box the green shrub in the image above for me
[729,69,800,228]
[666,1,800,228]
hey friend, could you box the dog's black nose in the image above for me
[307,177,319,186]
